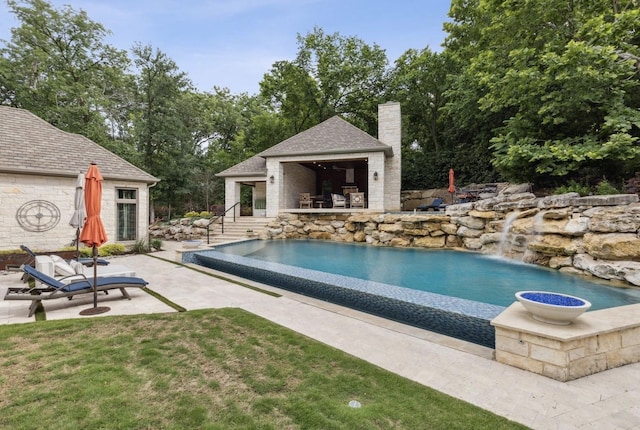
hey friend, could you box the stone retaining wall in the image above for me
[263,192,640,288]
[148,192,640,288]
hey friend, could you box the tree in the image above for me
[388,48,450,154]
[130,43,201,215]
[260,27,389,137]
[0,0,130,145]
[192,88,280,207]
[444,0,640,186]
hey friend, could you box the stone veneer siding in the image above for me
[1,172,151,252]
[378,102,401,212]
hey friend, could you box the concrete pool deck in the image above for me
[1,241,639,429]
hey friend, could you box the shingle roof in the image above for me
[216,156,266,178]
[257,116,392,158]
[0,106,158,183]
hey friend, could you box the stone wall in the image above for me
[263,192,640,288]
[401,182,514,210]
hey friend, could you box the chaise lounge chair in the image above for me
[19,245,111,283]
[21,245,110,267]
[5,265,149,317]
[33,255,135,282]
[417,198,446,211]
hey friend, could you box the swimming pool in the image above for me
[184,240,640,347]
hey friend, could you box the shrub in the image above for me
[595,179,619,195]
[184,211,200,218]
[199,211,211,218]
[554,180,591,196]
[150,239,163,251]
[132,239,149,254]
[101,244,127,256]
[80,243,127,257]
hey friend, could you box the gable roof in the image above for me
[216,156,267,178]
[0,106,158,183]
[257,116,393,158]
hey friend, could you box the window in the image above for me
[116,188,137,241]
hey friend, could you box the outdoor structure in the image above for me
[0,106,158,252]
[216,102,402,219]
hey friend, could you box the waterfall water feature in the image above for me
[497,212,521,257]
[521,211,545,263]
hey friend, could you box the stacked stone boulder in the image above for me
[265,191,640,287]
[148,217,210,241]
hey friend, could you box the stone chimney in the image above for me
[378,102,401,211]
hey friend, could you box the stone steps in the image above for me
[205,217,273,244]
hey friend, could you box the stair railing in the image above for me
[206,202,240,244]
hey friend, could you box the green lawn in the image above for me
[0,309,529,429]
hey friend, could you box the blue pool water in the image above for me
[186,240,640,347]
[206,240,640,310]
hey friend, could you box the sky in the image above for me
[0,0,452,95]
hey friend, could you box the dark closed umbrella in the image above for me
[79,163,110,315]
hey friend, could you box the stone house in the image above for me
[0,106,158,252]
[216,102,402,219]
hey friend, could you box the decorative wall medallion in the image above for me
[16,200,61,232]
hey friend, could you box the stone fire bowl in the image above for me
[515,291,592,325]
[181,240,202,249]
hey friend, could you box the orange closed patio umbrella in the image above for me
[448,168,456,202]
[79,163,110,315]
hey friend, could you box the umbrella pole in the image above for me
[93,245,98,308]
[79,245,110,315]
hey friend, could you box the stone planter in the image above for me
[181,240,202,249]
[515,291,591,325]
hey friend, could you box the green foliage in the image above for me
[101,244,127,255]
[150,239,163,251]
[181,211,211,218]
[595,179,620,195]
[79,244,127,257]
[132,239,149,254]
[3,0,639,201]
[260,27,389,137]
[553,180,591,196]
[553,177,621,196]
[0,249,26,255]
[402,144,500,190]
[388,48,451,154]
[444,0,640,187]
[1,0,130,145]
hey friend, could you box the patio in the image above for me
[1,241,639,428]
